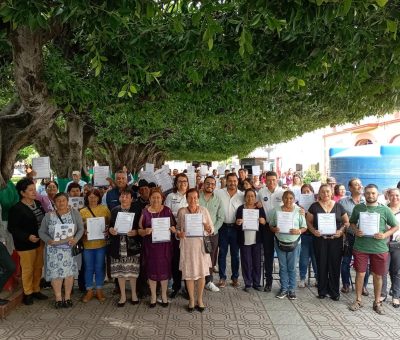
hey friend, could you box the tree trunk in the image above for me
[0,26,59,187]
[99,142,166,174]
[34,117,93,178]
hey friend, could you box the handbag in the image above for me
[203,235,212,254]
[275,236,300,252]
[126,236,142,256]
[55,211,84,256]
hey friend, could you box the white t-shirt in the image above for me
[257,186,284,223]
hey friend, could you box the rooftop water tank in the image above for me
[329,145,400,191]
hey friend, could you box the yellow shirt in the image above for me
[80,205,111,249]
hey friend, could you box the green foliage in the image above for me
[15,145,38,162]
[303,169,322,184]
[1,0,400,162]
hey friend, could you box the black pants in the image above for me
[205,234,219,284]
[0,243,15,291]
[261,225,275,286]
[313,236,343,297]
[172,238,182,292]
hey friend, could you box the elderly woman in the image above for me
[80,188,111,303]
[307,184,348,300]
[108,189,140,307]
[176,188,214,312]
[8,178,48,305]
[39,192,84,308]
[270,190,307,300]
[165,173,188,298]
[235,189,266,292]
[139,187,176,307]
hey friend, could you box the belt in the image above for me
[223,223,235,227]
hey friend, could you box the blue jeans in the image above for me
[218,225,240,280]
[275,239,301,292]
[83,247,106,289]
[299,234,317,281]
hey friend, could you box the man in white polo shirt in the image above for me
[257,171,284,292]
[215,173,244,288]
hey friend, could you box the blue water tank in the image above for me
[330,145,400,191]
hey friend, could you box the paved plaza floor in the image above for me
[1,277,400,340]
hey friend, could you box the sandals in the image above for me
[349,300,363,311]
[373,301,385,315]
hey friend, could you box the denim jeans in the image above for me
[83,247,106,289]
[299,234,317,281]
[218,225,240,280]
[275,239,301,292]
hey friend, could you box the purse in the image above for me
[126,236,142,256]
[275,236,300,252]
[203,235,212,254]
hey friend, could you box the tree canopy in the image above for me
[0,0,399,184]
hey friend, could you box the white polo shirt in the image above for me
[164,191,188,218]
[257,186,284,223]
[215,188,244,224]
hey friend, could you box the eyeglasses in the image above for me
[177,180,188,184]
[205,182,216,186]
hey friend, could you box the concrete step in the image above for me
[0,287,23,319]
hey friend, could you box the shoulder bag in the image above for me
[275,236,300,252]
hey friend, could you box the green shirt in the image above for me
[199,191,225,232]
[270,206,306,243]
[350,203,399,254]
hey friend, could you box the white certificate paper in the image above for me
[243,209,259,231]
[69,197,84,210]
[200,165,208,176]
[277,211,294,234]
[145,163,155,173]
[187,172,196,189]
[87,217,106,240]
[151,217,171,243]
[114,212,135,234]
[318,213,337,235]
[252,165,261,176]
[359,212,380,237]
[54,223,75,242]
[93,166,110,187]
[299,194,315,212]
[32,157,51,179]
[184,213,203,237]
[154,169,173,193]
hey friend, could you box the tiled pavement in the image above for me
[1,279,400,340]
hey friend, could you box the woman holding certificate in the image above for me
[270,190,307,300]
[38,192,84,308]
[80,188,111,303]
[108,189,140,307]
[139,187,176,308]
[235,189,266,292]
[176,188,214,312]
[306,184,349,300]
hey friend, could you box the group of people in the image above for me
[0,166,400,317]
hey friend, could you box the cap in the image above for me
[327,177,336,184]
[72,171,80,176]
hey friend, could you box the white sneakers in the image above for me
[205,282,220,292]
[298,280,306,288]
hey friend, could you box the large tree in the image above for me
[0,0,399,185]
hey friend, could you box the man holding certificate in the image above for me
[270,191,306,300]
[235,189,266,293]
[349,184,399,315]
[306,184,349,301]
[176,189,214,312]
